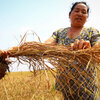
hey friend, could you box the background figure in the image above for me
[45,2,100,100]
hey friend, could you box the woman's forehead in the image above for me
[74,3,88,9]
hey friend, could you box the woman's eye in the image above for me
[75,10,79,13]
[82,11,87,14]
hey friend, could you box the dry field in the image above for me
[0,70,100,100]
[0,70,63,100]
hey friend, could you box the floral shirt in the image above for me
[52,27,100,100]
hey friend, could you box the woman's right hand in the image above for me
[69,39,91,50]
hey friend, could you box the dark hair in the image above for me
[69,2,89,16]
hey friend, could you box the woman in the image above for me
[45,2,100,100]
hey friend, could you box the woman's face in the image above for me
[69,3,88,27]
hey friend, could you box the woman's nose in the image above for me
[77,12,83,16]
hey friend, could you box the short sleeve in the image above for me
[51,28,63,43]
[88,27,100,46]
[52,31,58,39]
[52,28,64,39]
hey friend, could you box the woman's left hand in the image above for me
[69,39,91,50]
[0,50,8,60]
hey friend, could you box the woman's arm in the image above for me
[93,42,100,48]
[44,37,57,45]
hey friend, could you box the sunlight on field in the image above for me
[0,71,63,100]
[0,70,100,100]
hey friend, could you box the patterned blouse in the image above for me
[52,27,100,100]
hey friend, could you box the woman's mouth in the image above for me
[76,18,82,21]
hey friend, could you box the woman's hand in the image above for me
[69,39,91,50]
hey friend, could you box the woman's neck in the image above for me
[70,25,83,30]
[67,26,83,39]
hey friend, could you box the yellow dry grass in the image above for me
[0,70,100,100]
[0,71,64,100]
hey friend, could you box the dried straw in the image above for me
[0,41,99,77]
[0,40,100,98]
[7,41,100,66]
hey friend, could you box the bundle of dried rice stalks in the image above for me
[0,41,99,79]
[0,40,100,99]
